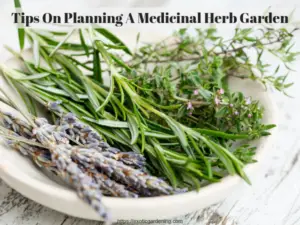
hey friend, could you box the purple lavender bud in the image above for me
[87,142,100,149]
[79,137,87,144]
[59,124,70,132]
[47,101,63,114]
[80,175,93,186]
[81,127,92,133]
[53,132,68,144]
[74,122,84,129]
[107,147,120,154]
[72,148,174,196]
[99,142,110,148]
[103,151,146,169]
[64,113,77,124]
[56,156,67,170]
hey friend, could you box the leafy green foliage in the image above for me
[1,26,297,190]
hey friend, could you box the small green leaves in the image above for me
[215,106,228,118]
[233,145,257,164]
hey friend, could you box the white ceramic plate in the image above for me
[0,30,277,221]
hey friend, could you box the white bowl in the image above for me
[0,31,277,221]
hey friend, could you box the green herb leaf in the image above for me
[127,114,139,145]
[82,116,129,128]
[93,49,102,82]
[83,79,101,111]
[51,77,80,101]
[14,0,25,50]
[95,27,132,55]
[33,84,69,97]
[49,29,76,57]
[151,139,177,187]
[13,72,50,81]
[144,132,176,139]
[110,54,132,72]
[164,116,195,158]
[79,29,90,57]
[195,129,249,140]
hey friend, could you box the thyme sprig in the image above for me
[129,27,299,94]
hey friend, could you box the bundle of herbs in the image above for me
[0,10,299,220]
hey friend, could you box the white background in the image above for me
[1,1,300,225]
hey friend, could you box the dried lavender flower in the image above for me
[1,108,146,169]
[80,165,138,198]
[2,119,137,198]
[71,148,175,196]
[58,112,146,169]
[34,127,109,220]
[6,139,56,171]
[0,112,109,219]
[0,107,180,220]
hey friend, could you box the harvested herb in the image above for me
[0,23,298,222]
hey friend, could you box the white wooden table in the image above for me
[1,1,300,224]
